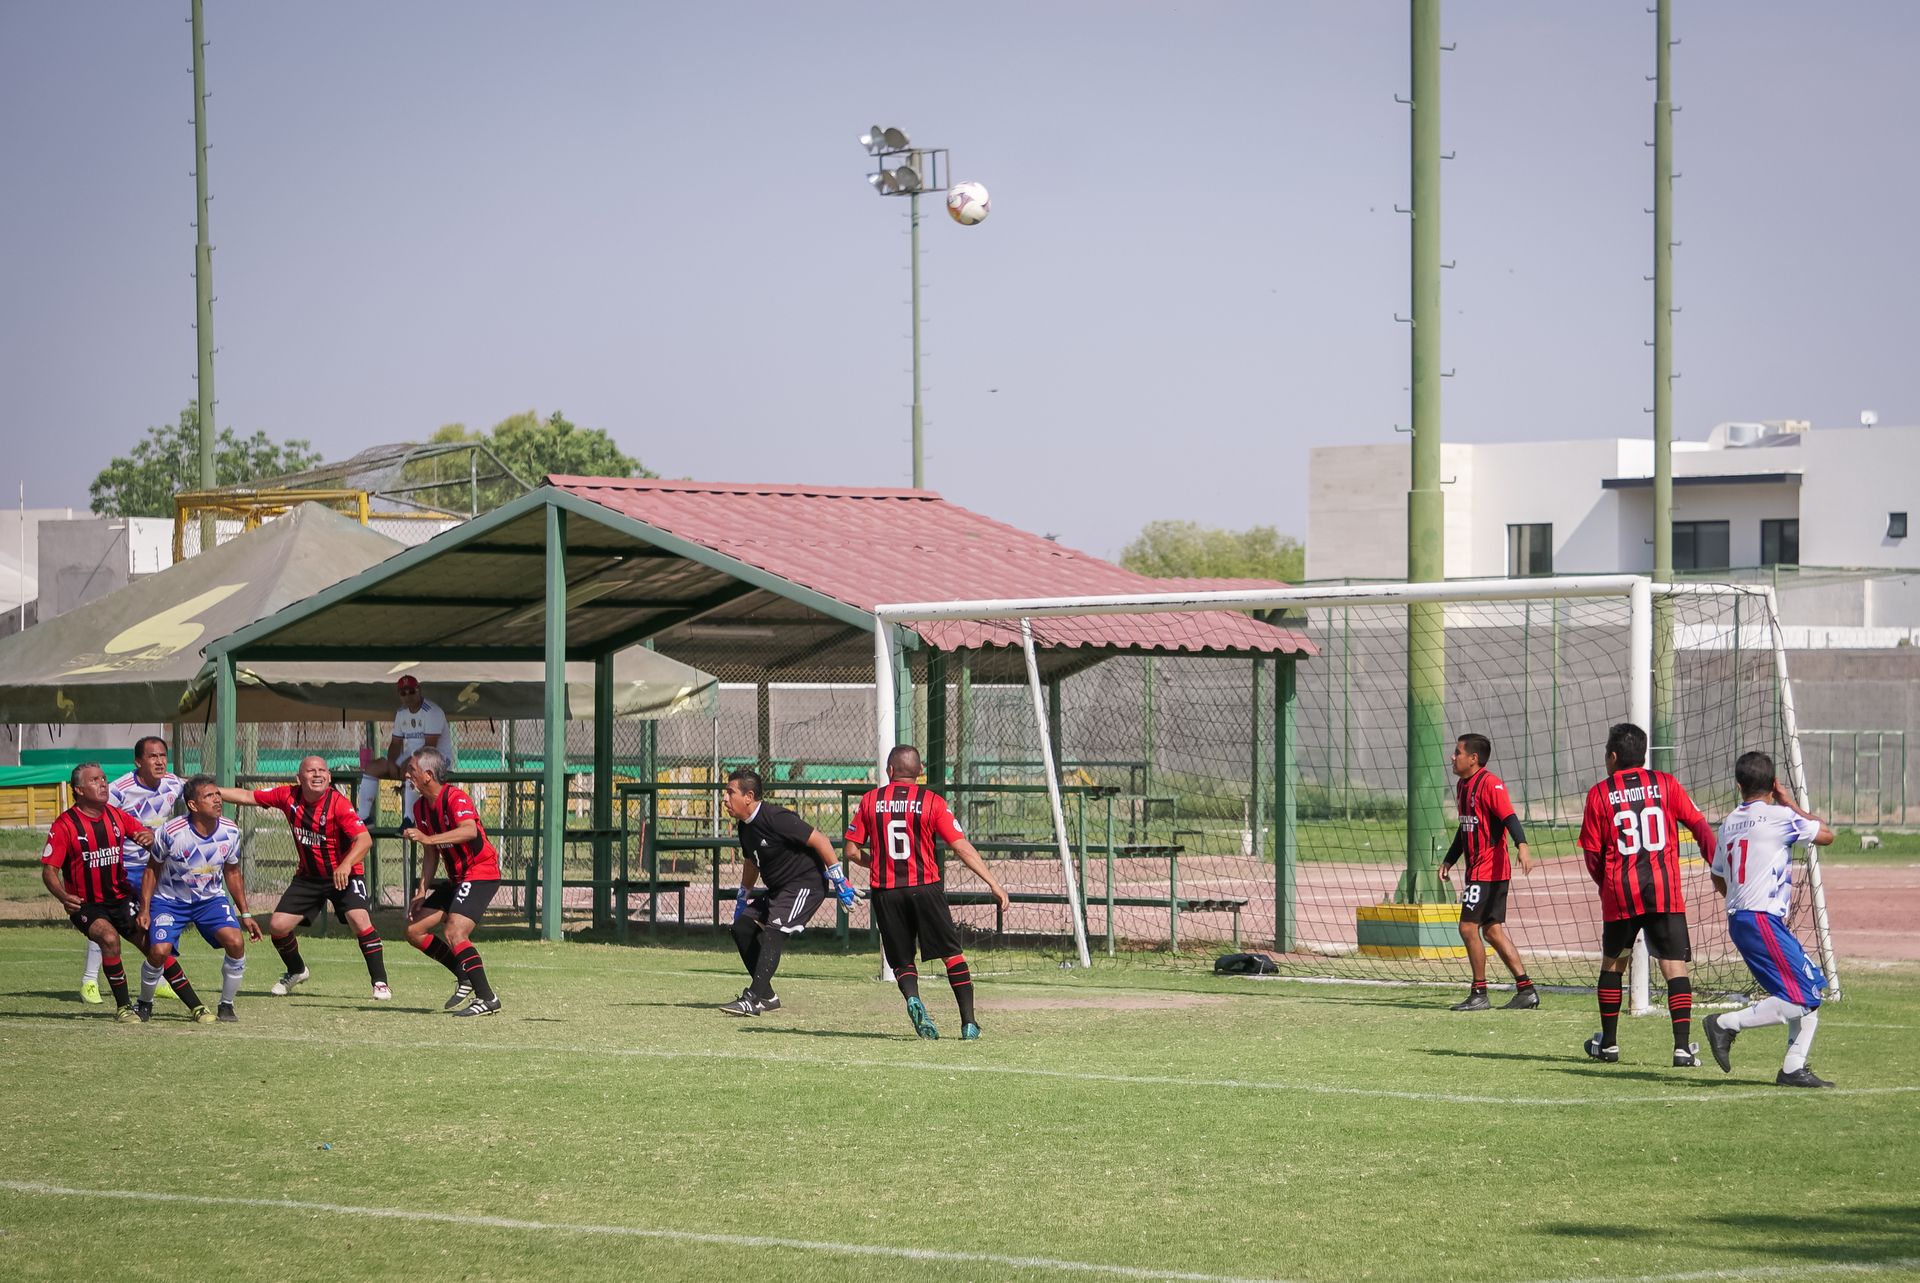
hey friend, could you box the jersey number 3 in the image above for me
[1613,808,1668,856]
[886,820,912,862]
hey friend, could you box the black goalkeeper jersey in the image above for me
[736,802,826,891]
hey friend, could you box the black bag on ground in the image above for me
[1214,953,1279,975]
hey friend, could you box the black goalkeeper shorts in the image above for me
[873,884,963,969]
[1602,911,1692,962]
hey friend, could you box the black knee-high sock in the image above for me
[1597,970,1623,1047]
[945,954,976,1026]
[356,928,388,984]
[160,959,204,1010]
[894,964,920,1002]
[749,927,787,1000]
[1667,976,1693,1050]
[271,933,306,975]
[101,958,130,1007]
[451,942,494,1000]
[413,932,462,976]
[731,914,760,977]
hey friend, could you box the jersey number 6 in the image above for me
[886,819,911,862]
[1612,807,1668,856]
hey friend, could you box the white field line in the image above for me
[2,1018,1914,1108]
[0,1179,1282,1283]
[2,1181,1913,1283]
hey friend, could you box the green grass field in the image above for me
[1,916,1916,1283]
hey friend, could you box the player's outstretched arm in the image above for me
[1769,781,1836,846]
[947,836,1011,913]
[215,786,262,808]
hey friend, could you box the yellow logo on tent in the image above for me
[457,682,481,712]
[55,690,76,721]
[62,583,249,676]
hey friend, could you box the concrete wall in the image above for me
[1800,425,1920,569]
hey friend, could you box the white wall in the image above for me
[1800,425,1920,569]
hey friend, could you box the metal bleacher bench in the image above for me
[942,889,1251,950]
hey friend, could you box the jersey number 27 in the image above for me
[1613,807,1668,856]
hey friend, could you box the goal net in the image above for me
[872,577,1840,1002]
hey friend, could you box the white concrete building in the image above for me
[1308,422,1919,625]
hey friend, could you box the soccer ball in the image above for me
[946,181,990,226]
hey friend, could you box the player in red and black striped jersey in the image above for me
[1575,722,1718,1067]
[846,745,1011,1041]
[402,749,504,1017]
[39,763,156,1019]
[1437,734,1537,1012]
[219,756,388,1000]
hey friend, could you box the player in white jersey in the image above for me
[355,675,449,823]
[136,774,262,1023]
[1699,751,1838,1087]
[80,737,186,1005]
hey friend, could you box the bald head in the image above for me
[886,745,922,781]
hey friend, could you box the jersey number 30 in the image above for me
[1613,807,1668,856]
[886,820,912,862]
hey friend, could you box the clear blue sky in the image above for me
[3,2,1914,562]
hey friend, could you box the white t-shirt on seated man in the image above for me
[356,675,451,821]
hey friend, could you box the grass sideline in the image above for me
[1,924,1916,1283]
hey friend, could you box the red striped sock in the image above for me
[102,959,130,1007]
[945,954,975,1027]
[1668,977,1694,1049]
[356,929,388,985]
[161,959,204,1010]
[452,943,493,1000]
[413,933,461,975]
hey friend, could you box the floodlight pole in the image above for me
[191,0,217,551]
[911,189,924,490]
[1401,0,1449,905]
[1651,0,1677,773]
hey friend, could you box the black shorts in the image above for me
[1458,880,1509,925]
[421,878,499,923]
[69,898,144,945]
[1602,911,1692,962]
[275,873,370,926]
[873,884,963,968]
[741,878,826,936]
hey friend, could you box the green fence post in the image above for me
[1105,791,1115,957]
[1275,655,1298,953]
[593,653,614,933]
[541,503,567,941]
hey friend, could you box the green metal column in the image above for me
[926,651,948,786]
[593,652,615,932]
[756,680,773,780]
[1651,0,1678,772]
[955,650,973,788]
[1046,678,1064,781]
[190,0,216,540]
[1274,656,1298,951]
[910,190,924,489]
[214,652,237,788]
[1142,658,1156,800]
[1402,0,1449,905]
[892,641,912,747]
[1250,658,1266,866]
[541,504,568,942]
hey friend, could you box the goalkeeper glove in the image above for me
[823,862,861,909]
[733,886,750,921]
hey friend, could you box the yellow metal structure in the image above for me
[171,490,446,563]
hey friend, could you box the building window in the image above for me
[1507,524,1552,577]
[1761,519,1799,567]
[1672,520,1730,570]
[1892,513,1910,540]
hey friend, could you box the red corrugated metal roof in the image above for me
[549,478,1316,657]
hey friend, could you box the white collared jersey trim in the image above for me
[390,699,449,767]
[1711,800,1818,918]
[107,771,185,867]
[150,815,244,902]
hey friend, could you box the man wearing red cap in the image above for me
[356,675,449,824]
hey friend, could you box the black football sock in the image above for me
[1667,976,1694,1050]
[1597,970,1623,1047]
[412,933,462,976]
[101,958,130,1007]
[356,929,389,985]
[271,933,306,975]
[894,965,920,1002]
[731,914,760,975]
[161,959,205,1010]
[1515,973,1535,991]
[1471,979,1488,993]
[451,943,494,1001]
[749,928,787,1001]
[945,954,976,1026]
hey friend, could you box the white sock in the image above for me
[139,963,162,1003]
[1783,1010,1819,1073]
[356,776,380,821]
[221,955,246,1006]
[83,940,102,984]
[1724,996,1805,1030]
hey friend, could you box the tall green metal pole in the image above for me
[190,0,217,550]
[910,188,924,489]
[1401,0,1448,904]
[542,504,568,942]
[592,653,614,932]
[1651,0,1677,772]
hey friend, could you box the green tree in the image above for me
[483,410,654,485]
[88,405,324,517]
[1120,520,1305,583]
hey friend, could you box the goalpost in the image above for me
[872,575,1841,1006]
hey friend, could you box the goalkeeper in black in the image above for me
[1439,733,1537,1011]
[716,768,857,1016]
